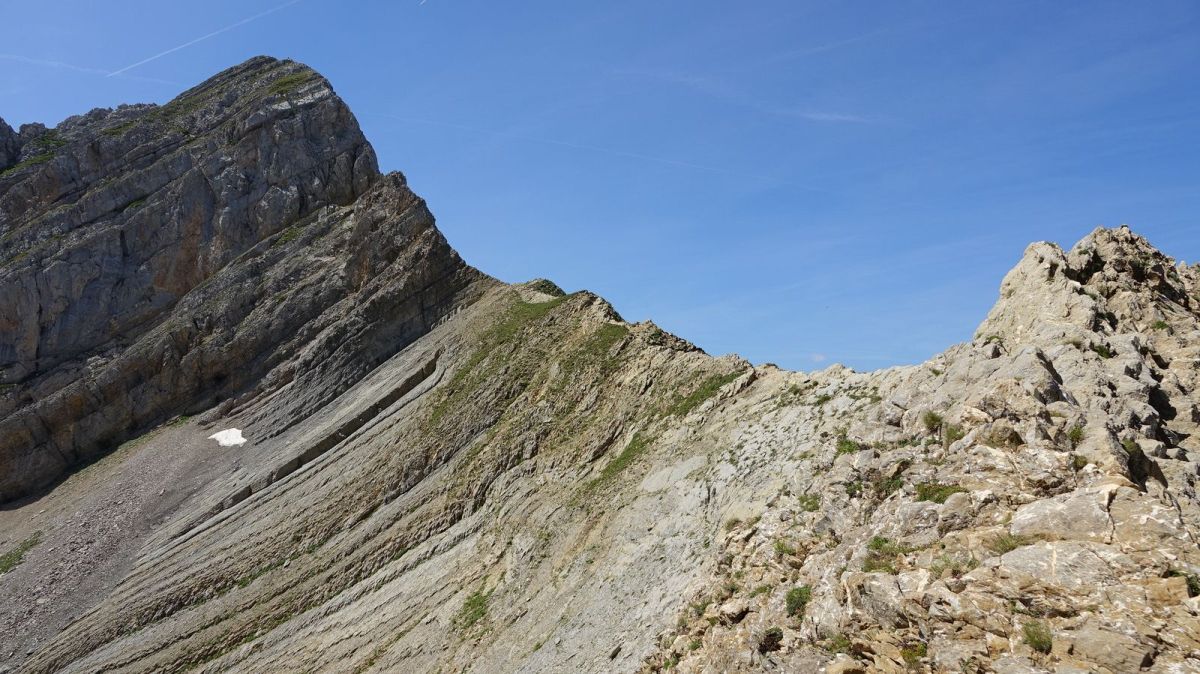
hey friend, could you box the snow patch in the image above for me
[209,428,247,447]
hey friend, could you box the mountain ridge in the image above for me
[1,57,1199,674]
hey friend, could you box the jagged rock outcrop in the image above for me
[0,56,472,503]
[1,58,1198,674]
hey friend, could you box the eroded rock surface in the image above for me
[1,58,1198,674]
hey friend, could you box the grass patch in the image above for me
[944,424,965,444]
[797,493,820,512]
[1071,454,1088,471]
[929,553,977,578]
[987,532,1031,555]
[749,584,771,598]
[773,539,797,556]
[785,585,811,617]
[526,278,565,296]
[901,642,927,668]
[428,295,568,426]
[273,225,304,247]
[835,435,864,455]
[0,152,55,177]
[268,71,314,96]
[915,482,966,504]
[828,634,852,653]
[0,532,42,573]
[666,370,743,417]
[1151,319,1170,331]
[597,432,653,483]
[453,589,492,631]
[863,536,913,574]
[1022,620,1052,654]
[102,119,139,137]
[813,393,833,406]
[1090,343,1115,359]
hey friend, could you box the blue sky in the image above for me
[3,1,1198,370]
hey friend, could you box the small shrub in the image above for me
[901,642,927,668]
[915,482,966,504]
[929,553,977,578]
[1151,319,1170,331]
[813,393,833,406]
[1067,425,1084,449]
[797,493,820,512]
[845,481,862,498]
[1121,437,1139,454]
[749,584,771,598]
[1071,454,1088,471]
[863,536,908,573]
[944,424,965,444]
[828,634,852,653]
[1022,620,1052,654]
[688,638,702,651]
[1090,343,1115,359]
[785,585,812,616]
[773,539,797,556]
[759,626,784,653]
[873,475,903,496]
[453,589,491,631]
[724,517,741,531]
[836,436,864,455]
[987,532,1031,555]
[0,532,42,573]
[922,411,943,434]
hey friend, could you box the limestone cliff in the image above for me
[1,58,1198,674]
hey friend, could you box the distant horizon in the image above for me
[4,1,1197,370]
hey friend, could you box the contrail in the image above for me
[107,0,304,77]
[0,53,179,86]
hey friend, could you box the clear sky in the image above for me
[3,1,1198,370]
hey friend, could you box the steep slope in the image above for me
[2,59,1199,674]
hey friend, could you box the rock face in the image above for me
[2,58,1200,673]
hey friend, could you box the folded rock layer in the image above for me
[1,57,1198,674]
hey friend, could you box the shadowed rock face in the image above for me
[0,56,478,502]
[3,59,1200,674]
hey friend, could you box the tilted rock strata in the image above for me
[1,56,1198,674]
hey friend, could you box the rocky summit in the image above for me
[1,57,1199,674]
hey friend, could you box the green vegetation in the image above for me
[987,532,1031,555]
[268,72,314,96]
[1121,437,1139,454]
[797,493,820,512]
[0,152,55,178]
[929,553,977,578]
[922,411,943,434]
[273,225,304,247]
[1090,343,1115,359]
[122,197,147,213]
[773,539,797,556]
[901,642,927,668]
[863,536,913,574]
[453,589,492,631]
[844,480,862,498]
[813,393,833,406]
[828,634,852,653]
[758,627,783,653]
[944,424,965,444]
[785,585,812,617]
[1071,454,1088,472]
[1067,425,1084,449]
[1151,319,1170,331]
[0,532,42,573]
[1022,620,1052,654]
[597,432,653,483]
[29,130,66,151]
[724,517,741,531]
[835,435,864,455]
[915,482,966,504]
[1167,569,1200,597]
[749,584,771,598]
[102,119,139,137]
[873,474,904,497]
[526,278,565,296]
[428,295,568,426]
[666,370,743,417]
